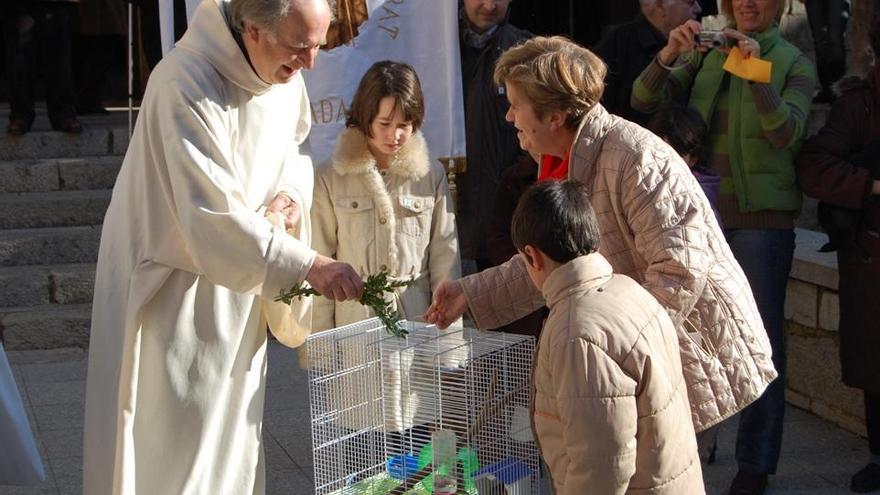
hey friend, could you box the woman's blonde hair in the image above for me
[719,0,785,28]
[493,36,606,129]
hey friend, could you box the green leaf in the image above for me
[274,270,415,336]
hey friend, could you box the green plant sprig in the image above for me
[275,270,415,337]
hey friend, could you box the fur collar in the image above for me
[331,127,430,179]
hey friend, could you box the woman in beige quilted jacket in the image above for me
[426,36,777,437]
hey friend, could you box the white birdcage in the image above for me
[307,318,540,495]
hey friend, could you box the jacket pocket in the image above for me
[334,195,376,244]
[397,194,432,239]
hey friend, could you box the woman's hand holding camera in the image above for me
[659,21,760,68]
[658,19,703,66]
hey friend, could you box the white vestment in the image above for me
[83,0,316,492]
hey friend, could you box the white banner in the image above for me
[302,0,466,167]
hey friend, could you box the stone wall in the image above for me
[784,228,866,436]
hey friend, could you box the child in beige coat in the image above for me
[510,180,704,494]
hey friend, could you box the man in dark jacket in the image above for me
[457,0,535,274]
[593,0,702,125]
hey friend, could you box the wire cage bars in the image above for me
[307,318,539,495]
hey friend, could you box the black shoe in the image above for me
[851,463,880,493]
[727,471,768,495]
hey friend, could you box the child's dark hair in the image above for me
[511,180,600,264]
[646,104,707,161]
[346,60,425,136]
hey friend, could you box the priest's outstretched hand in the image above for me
[424,280,468,329]
[306,254,364,302]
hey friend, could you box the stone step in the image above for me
[0,190,111,229]
[0,156,122,193]
[0,304,91,349]
[0,264,96,307]
[0,127,128,161]
[0,226,101,267]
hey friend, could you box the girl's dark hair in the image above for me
[511,180,600,264]
[646,104,708,161]
[346,60,425,136]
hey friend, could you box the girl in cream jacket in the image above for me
[311,60,461,332]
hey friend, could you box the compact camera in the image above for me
[694,30,734,49]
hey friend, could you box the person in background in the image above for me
[508,179,704,494]
[457,0,536,275]
[425,37,776,471]
[594,0,702,125]
[82,0,364,493]
[796,15,880,493]
[646,103,721,227]
[632,0,817,490]
[311,60,461,332]
[3,0,82,135]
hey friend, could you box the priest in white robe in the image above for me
[82,0,362,493]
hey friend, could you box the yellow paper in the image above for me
[722,46,772,83]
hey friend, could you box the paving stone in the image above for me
[784,390,812,417]
[19,355,88,384]
[26,381,86,407]
[48,456,82,495]
[1,305,92,350]
[0,226,101,267]
[263,408,314,472]
[0,191,110,230]
[266,433,315,495]
[40,429,84,460]
[7,348,87,366]
[0,159,59,193]
[32,403,85,433]
[813,400,868,437]
[0,482,58,494]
